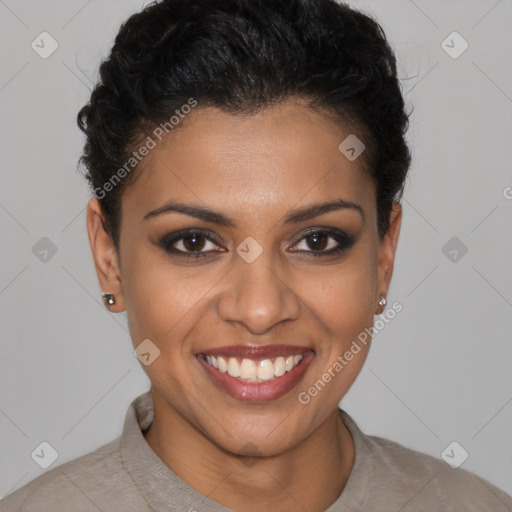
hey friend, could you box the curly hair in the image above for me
[77,0,411,248]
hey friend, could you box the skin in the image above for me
[87,98,402,512]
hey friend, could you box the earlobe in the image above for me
[86,197,125,312]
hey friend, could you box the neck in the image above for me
[144,393,355,512]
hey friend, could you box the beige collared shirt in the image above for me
[2,391,511,511]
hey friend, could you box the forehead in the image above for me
[121,101,375,226]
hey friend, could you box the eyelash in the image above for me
[160,228,356,259]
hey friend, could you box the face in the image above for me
[87,99,401,457]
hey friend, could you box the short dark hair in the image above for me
[77,0,411,248]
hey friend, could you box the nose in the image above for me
[217,251,301,335]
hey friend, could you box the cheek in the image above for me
[121,246,190,342]
[301,250,377,386]
[121,245,227,353]
[295,265,376,408]
[303,253,377,335]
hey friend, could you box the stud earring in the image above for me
[102,292,116,306]
[375,295,387,315]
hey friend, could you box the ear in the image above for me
[86,197,125,312]
[375,201,402,304]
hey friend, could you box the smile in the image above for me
[203,354,305,382]
[197,345,315,401]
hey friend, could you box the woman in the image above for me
[2,0,511,510]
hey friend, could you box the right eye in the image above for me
[160,230,224,258]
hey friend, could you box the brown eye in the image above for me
[304,232,329,251]
[290,229,356,257]
[181,233,207,252]
[161,230,223,257]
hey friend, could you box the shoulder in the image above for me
[365,433,512,511]
[0,436,145,512]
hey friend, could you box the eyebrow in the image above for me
[143,198,365,226]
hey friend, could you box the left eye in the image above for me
[290,229,354,255]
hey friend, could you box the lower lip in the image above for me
[197,351,315,402]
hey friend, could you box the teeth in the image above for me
[257,359,275,381]
[204,353,305,382]
[240,358,257,379]
[217,356,227,373]
[274,356,286,377]
[227,357,241,378]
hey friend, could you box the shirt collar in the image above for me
[121,391,372,512]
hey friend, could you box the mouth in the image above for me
[196,345,315,402]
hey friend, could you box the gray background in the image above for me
[1,0,511,500]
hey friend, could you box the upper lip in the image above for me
[198,344,313,359]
